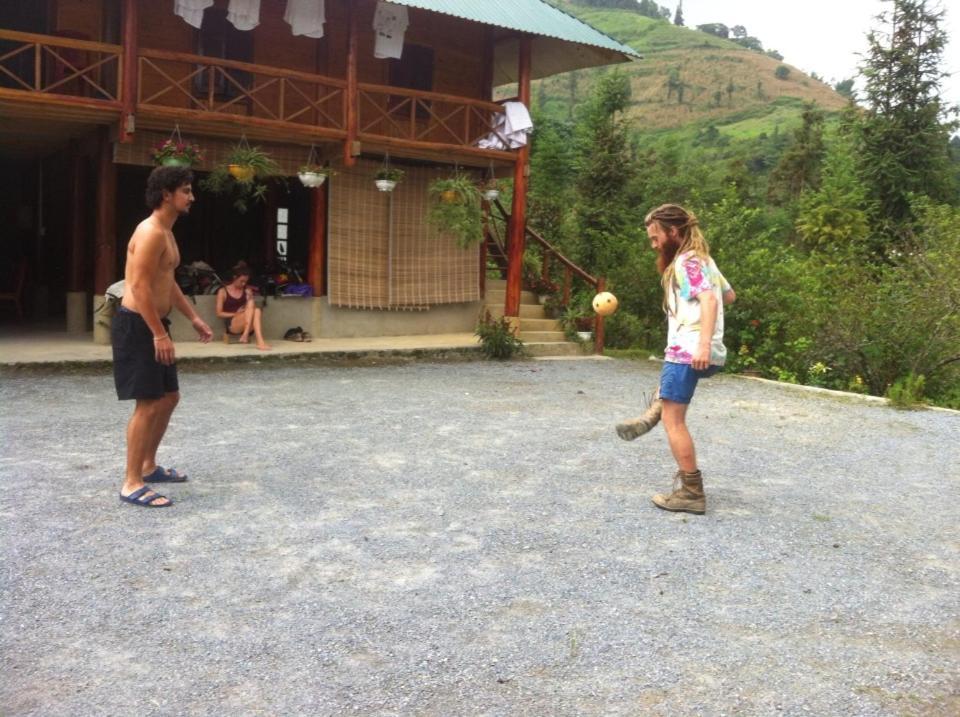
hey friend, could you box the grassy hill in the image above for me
[529,2,849,140]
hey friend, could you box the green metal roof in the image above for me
[389,0,640,81]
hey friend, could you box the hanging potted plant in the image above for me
[375,166,404,192]
[298,163,329,188]
[151,138,203,167]
[297,145,331,188]
[200,139,282,213]
[481,177,502,202]
[428,171,483,247]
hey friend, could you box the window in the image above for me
[388,45,433,120]
[195,8,253,101]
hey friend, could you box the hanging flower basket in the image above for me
[298,164,328,188]
[428,172,483,247]
[151,137,203,168]
[229,164,256,182]
[374,166,404,192]
[199,138,282,214]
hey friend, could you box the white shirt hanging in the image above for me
[373,1,409,60]
[173,0,214,29]
[227,0,261,31]
[284,0,326,39]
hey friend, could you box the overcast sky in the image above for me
[676,0,959,107]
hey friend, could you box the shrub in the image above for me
[475,313,524,360]
[887,374,926,408]
[775,65,790,80]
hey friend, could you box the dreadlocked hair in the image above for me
[644,203,711,314]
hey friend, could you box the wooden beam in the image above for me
[93,129,117,295]
[343,1,358,167]
[503,35,532,321]
[307,182,327,296]
[119,0,137,142]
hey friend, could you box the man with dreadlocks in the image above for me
[618,204,735,514]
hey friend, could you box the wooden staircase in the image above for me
[481,278,585,357]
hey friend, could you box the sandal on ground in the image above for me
[120,486,173,508]
[143,466,188,483]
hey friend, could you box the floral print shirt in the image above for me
[664,251,731,366]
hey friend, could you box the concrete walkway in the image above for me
[0,328,483,366]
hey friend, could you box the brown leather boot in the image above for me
[652,470,706,515]
[616,391,662,441]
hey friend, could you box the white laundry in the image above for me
[284,0,326,39]
[373,1,409,60]
[227,0,261,31]
[477,101,534,150]
[173,0,213,29]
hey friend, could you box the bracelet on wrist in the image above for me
[153,333,169,342]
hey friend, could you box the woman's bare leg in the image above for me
[253,307,271,350]
[229,311,248,342]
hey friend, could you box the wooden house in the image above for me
[0,0,637,346]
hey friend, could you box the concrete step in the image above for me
[484,288,539,305]
[523,341,589,358]
[518,330,567,343]
[519,318,561,331]
[487,278,507,290]
[483,304,546,320]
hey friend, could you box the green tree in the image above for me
[774,65,790,80]
[833,78,855,99]
[768,104,826,204]
[674,1,684,26]
[856,0,958,247]
[569,73,643,318]
[697,23,730,38]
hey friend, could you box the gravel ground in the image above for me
[1,358,958,716]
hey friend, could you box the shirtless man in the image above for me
[113,166,213,508]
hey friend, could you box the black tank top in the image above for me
[223,288,247,313]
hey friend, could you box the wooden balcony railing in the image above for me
[137,49,346,137]
[0,29,519,158]
[358,82,512,157]
[0,28,120,104]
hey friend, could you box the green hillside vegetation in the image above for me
[517,1,959,408]
[532,2,848,140]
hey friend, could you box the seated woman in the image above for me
[216,262,271,350]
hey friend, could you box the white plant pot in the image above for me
[375,179,397,192]
[482,189,500,201]
[537,294,549,305]
[298,172,327,188]
[577,331,593,341]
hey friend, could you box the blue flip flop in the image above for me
[143,466,188,483]
[120,486,172,508]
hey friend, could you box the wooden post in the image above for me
[93,130,117,295]
[480,27,494,101]
[307,183,327,296]
[594,277,606,355]
[68,146,86,292]
[119,0,138,143]
[343,1,358,167]
[503,35,532,325]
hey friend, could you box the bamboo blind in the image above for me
[327,159,480,309]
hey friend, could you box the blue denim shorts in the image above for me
[659,361,720,404]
